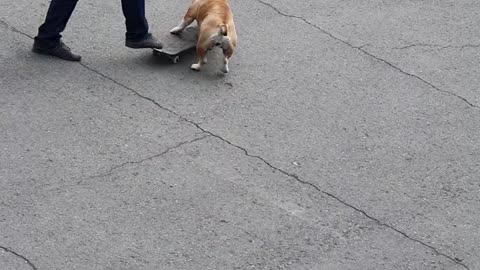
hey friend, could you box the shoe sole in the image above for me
[125,42,163,50]
[32,47,81,62]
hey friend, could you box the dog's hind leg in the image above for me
[221,58,229,73]
[221,43,234,73]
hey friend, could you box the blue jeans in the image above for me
[35,0,149,48]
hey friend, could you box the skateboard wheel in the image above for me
[172,56,180,64]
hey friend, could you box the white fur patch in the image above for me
[191,63,202,71]
[221,60,229,73]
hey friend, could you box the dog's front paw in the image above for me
[170,27,183,35]
[191,63,202,71]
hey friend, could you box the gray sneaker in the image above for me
[33,41,81,62]
[125,33,163,49]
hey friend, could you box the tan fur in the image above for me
[170,0,237,73]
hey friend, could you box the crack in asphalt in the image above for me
[0,246,37,270]
[205,137,472,270]
[251,2,475,266]
[392,43,480,50]
[359,49,478,108]
[0,19,34,39]
[82,135,210,181]
[79,63,471,270]
[2,16,472,270]
[254,0,479,109]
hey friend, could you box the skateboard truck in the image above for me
[153,50,181,64]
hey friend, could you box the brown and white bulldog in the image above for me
[170,0,237,73]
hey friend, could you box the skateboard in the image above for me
[152,26,198,64]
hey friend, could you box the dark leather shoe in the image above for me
[125,33,163,49]
[33,41,81,62]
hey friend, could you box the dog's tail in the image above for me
[219,24,228,36]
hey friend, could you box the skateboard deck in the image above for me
[152,26,198,63]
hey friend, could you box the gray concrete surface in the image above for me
[1,0,479,269]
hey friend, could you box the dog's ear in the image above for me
[219,25,228,36]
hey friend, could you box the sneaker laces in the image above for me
[58,41,72,51]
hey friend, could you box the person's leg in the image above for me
[121,0,148,41]
[35,0,78,48]
[122,0,163,49]
[33,0,81,61]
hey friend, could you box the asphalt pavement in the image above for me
[1,0,479,269]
